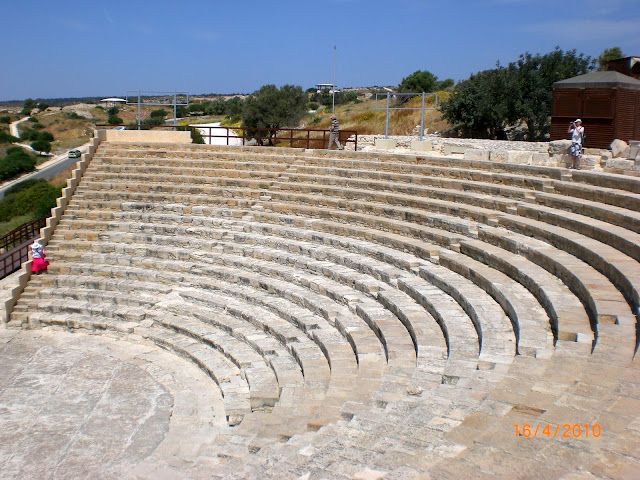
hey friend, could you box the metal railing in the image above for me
[0,217,46,254]
[0,239,36,279]
[98,124,358,150]
[194,125,358,150]
[0,217,46,279]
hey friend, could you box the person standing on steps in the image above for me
[328,115,343,150]
[568,118,584,170]
[30,239,49,274]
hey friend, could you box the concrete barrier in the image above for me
[443,145,470,155]
[375,138,397,150]
[410,140,433,152]
[105,129,191,144]
[464,149,489,161]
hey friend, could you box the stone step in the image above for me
[478,226,636,357]
[56,204,592,358]
[12,307,252,426]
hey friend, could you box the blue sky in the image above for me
[1,0,638,101]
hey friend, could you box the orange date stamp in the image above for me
[514,424,601,438]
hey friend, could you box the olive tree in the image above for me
[241,85,307,143]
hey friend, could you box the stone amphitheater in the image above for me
[1,130,639,480]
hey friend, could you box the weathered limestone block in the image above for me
[489,151,508,163]
[549,140,572,155]
[605,158,635,170]
[629,140,640,159]
[531,153,551,166]
[611,139,630,158]
[551,154,572,167]
[375,138,397,149]
[464,149,489,161]
[443,144,469,155]
[507,150,533,164]
[580,155,601,169]
[410,140,433,152]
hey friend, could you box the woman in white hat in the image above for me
[568,119,584,170]
[30,239,49,274]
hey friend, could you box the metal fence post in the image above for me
[385,92,390,139]
[420,93,425,141]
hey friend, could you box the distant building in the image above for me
[100,98,126,107]
[315,84,339,94]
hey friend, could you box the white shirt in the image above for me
[571,126,584,144]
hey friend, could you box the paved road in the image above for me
[9,116,30,138]
[0,142,90,200]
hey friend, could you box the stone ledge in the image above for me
[375,138,397,149]
[104,130,192,144]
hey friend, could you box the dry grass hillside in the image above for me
[306,93,452,136]
[7,94,453,158]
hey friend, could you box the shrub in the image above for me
[150,109,167,119]
[6,146,25,155]
[107,106,119,116]
[37,131,54,142]
[308,103,319,111]
[30,139,51,155]
[0,148,36,180]
[108,115,124,125]
[19,128,37,141]
[0,179,61,221]
[191,128,205,144]
[21,99,37,115]
[0,131,19,143]
[0,116,10,124]
[5,178,42,195]
[67,112,82,120]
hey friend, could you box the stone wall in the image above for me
[355,134,640,173]
[104,129,192,143]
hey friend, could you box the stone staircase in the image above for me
[7,142,640,479]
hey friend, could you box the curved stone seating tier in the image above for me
[8,142,640,479]
[67,178,638,353]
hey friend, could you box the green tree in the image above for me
[241,85,307,142]
[108,115,124,125]
[37,131,54,142]
[21,98,37,115]
[398,70,437,93]
[30,139,51,155]
[597,47,624,71]
[225,97,244,117]
[507,48,593,140]
[441,68,511,138]
[107,106,119,116]
[441,47,594,141]
[435,78,455,91]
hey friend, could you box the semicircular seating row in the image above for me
[10,142,640,479]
